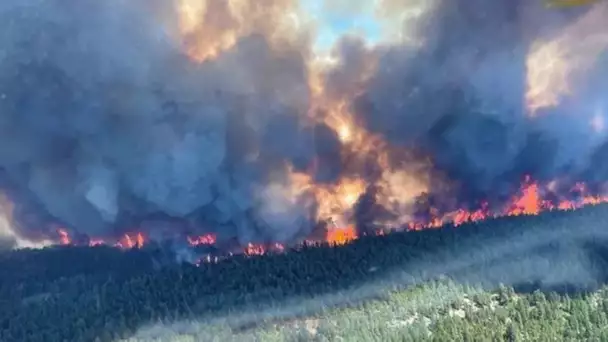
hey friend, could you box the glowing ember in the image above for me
[57,228,70,245]
[115,233,145,249]
[89,239,105,247]
[187,234,217,246]
[245,243,266,256]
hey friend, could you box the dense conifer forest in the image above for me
[3,204,608,341]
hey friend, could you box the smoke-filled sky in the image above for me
[0,0,607,249]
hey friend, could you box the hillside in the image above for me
[126,280,608,341]
[3,204,608,341]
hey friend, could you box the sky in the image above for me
[300,0,382,52]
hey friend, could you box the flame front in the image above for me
[53,175,608,258]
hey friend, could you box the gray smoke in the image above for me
[332,0,608,200]
[0,0,332,243]
[0,0,607,245]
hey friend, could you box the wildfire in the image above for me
[56,230,145,250]
[12,0,608,264]
[187,234,217,246]
[326,224,357,246]
[509,176,542,215]
[314,177,367,226]
[52,174,608,261]
[50,0,608,258]
[116,233,146,249]
[57,228,71,245]
[409,176,608,230]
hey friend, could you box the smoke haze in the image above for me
[0,0,607,247]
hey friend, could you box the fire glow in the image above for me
[2,0,608,257]
[54,175,608,259]
[39,0,608,256]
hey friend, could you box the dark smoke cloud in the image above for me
[332,0,608,202]
[0,0,607,245]
[0,0,330,243]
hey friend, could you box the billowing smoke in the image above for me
[342,0,608,201]
[0,0,607,248]
[0,0,322,244]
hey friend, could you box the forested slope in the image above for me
[3,204,608,341]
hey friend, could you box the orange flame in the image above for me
[326,225,357,246]
[53,175,608,260]
[115,233,145,249]
[508,176,541,216]
[57,228,71,245]
[187,234,217,246]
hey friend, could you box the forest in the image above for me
[3,204,608,341]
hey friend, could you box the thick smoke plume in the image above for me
[0,0,607,248]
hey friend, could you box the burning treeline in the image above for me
[0,0,607,254]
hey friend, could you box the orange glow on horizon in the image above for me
[52,175,608,263]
